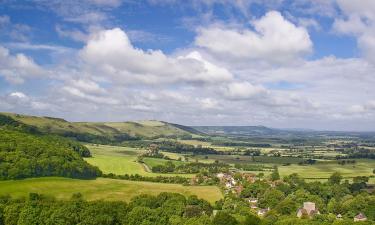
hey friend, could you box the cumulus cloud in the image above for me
[333,0,375,63]
[80,28,233,85]
[223,82,267,100]
[195,11,312,64]
[0,45,46,84]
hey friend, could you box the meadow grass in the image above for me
[0,177,222,204]
[85,144,194,178]
[279,159,375,179]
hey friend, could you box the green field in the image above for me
[0,177,222,204]
[279,159,375,179]
[142,157,186,168]
[85,144,194,178]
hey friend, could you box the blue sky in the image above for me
[1,0,375,131]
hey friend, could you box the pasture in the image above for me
[279,159,375,179]
[85,144,194,178]
[0,177,222,204]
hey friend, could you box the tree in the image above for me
[328,172,342,185]
[259,189,285,208]
[243,213,261,225]
[270,166,280,181]
[213,211,238,225]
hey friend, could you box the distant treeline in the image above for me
[102,173,190,184]
[211,140,271,148]
[157,141,220,155]
[336,148,375,159]
[151,162,229,174]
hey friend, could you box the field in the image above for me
[279,159,375,179]
[142,157,186,168]
[85,144,195,178]
[0,177,222,204]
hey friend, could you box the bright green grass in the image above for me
[142,157,186,168]
[85,144,194,178]
[0,177,222,204]
[279,159,375,179]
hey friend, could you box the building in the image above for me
[354,213,367,222]
[248,198,258,204]
[296,202,320,218]
[336,214,342,220]
[257,208,269,217]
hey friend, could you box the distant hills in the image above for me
[1,112,374,142]
[0,112,203,143]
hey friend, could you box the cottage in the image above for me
[216,173,225,179]
[296,202,320,218]
[336,214,342,220]
[354,213,367,222]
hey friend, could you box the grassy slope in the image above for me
[1,112,199,138]
[84,144,195,178]
[0,177,222,204]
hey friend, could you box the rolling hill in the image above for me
[0,112,203,143]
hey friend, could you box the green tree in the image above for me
[329,172,343,185]
[270,166,280,181]
[213,211,238,225]
[243,213,261,225]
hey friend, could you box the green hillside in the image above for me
[0,114,101,180]
[0,112,202,143]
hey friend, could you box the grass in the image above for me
[279,159,375,179]
[85,144,194,178]
[0,177,222,204]
[142,157,186,168]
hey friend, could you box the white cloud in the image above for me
[333,0,375,63]
[80,28,233,85]
[9,92,28,100]
[223,81,267,100]
[195,11,312,64]
[0,45,46,84]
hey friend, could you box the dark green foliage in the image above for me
[151,162,229,174]
[157,141,220,154]
[0,128,101,180]
[243,213,261,225]
[102,173,190,184]
[212,211,238,225]
[0,193,213,225]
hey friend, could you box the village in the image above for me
[215,172,369,222]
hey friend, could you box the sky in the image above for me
[0,0,375,131]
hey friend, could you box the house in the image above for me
[336,214,342,220]
[257,208,269,217]
[216,173,225,179]
[296,202,320,218]
[234,185,243,195]
[354,213,367,222]
[248,198,258,204]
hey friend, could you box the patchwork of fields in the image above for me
[84,144,195,178]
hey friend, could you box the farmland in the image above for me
[0,177,222,204]
[84,144,195,178]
